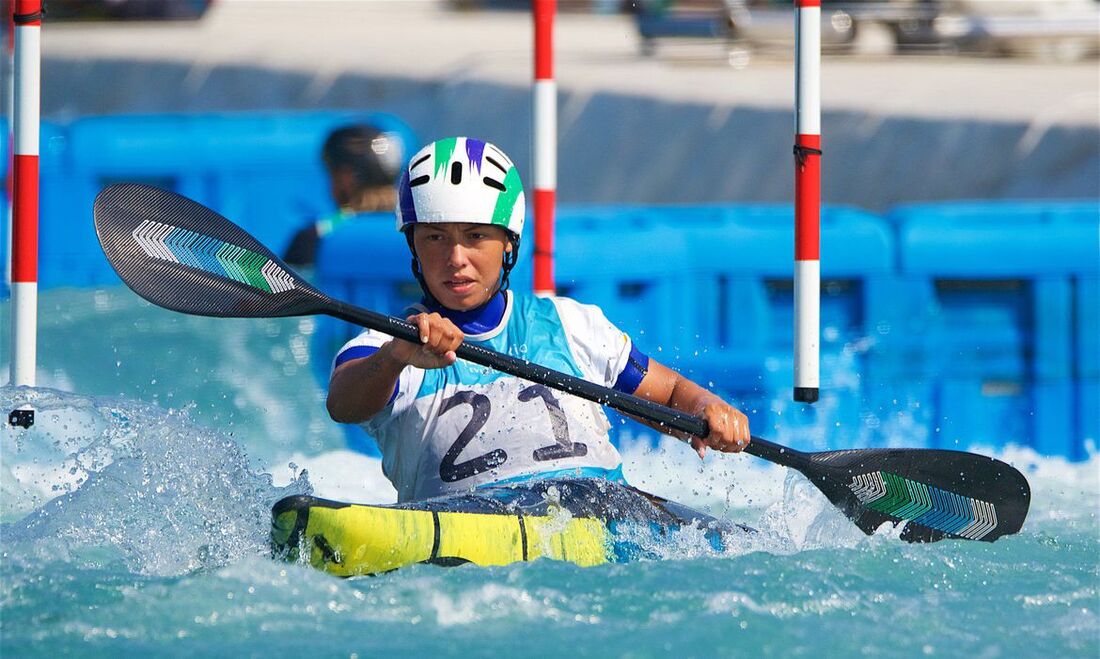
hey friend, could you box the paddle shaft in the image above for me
[325,298,728,441]
[328,297,817,465]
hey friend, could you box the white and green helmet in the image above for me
[396,137,525,238]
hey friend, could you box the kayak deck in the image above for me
[271,477,751,577]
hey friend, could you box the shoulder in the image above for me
[333,328,391,366]
[546,295,615,330]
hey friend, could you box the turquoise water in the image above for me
[2,288,1098,657]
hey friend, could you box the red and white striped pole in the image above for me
[793,0,821,404]
[9,0,40,394]
[4,0,14,290]
[532,0,556,296]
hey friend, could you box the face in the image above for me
[412,223,513,311]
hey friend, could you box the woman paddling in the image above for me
[326,137,751,506]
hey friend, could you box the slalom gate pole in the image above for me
[793,0,821,404]
[532,0,556,296]
[8,0,40,428]
[4,0,14,291]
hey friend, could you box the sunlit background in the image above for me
[1,1,1098,656]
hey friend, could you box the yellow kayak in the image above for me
[271,477,750,577]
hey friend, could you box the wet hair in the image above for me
[321,124,402,189]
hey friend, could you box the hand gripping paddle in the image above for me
[94,183,1031,543]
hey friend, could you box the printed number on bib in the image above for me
[437,386,589,483]
[520,384,588,461]
[438,391,507,483]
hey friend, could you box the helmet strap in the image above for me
[404,230,441,307]
[499,234,520,293]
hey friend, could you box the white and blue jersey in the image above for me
[333,290,651,502]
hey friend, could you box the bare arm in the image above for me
[326,312,463,424]
[327,342,408,424]
[633,359,751,459]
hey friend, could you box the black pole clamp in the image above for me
[13,3,46,25]
[9,408,35,428]
[793,144,823,166]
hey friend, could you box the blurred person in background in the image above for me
[283,124,404,267]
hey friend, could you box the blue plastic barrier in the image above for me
[889,200,1100,458]
[2,110,417,291]
[4,111,1095,462]
[0,120,84,289]
[677,204,897,451]
[67,111,415,261]
[1,118,8,178]
[1078,276,1100,454]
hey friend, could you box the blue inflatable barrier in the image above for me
[3,110,1095,460]
[67,111,416,262]
[0,110,417,292]
[1,118,8,178]
[669,204,897,451]
[1078,277,1100,454]
[889,200,1100,458]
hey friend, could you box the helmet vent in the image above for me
[450,161,463,184]
[409,175,430,187]
[410,153,431,169]
[482,177,506,192]
[485,156,508,174]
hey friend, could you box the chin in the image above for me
[432,288,481,311]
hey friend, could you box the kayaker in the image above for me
[283,123,404,267]
[326,137,750,502]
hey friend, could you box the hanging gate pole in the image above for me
[532,0,556,296]
[793,0,821,404]
[8,0,40,428]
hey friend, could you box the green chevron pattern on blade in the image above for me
[848,470,998,539]
[215,242,246,284]
[131,219,295,295]
[238,250,272,292]
[873,472,908,514]
[895,474,933,519]
[868,472,931,518]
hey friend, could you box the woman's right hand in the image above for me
[385,312,464,369]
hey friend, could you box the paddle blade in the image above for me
[94,183,323,319]
[803,448,1030,543]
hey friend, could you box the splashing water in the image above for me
[1,287,1097,657]
[1,387,310,576]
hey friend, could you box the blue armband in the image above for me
[612,344,650,395]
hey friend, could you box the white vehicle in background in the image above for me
[634,0,941,58]
[934,0,1100,61]
[636,0,1098,60]
[723,0,940,56]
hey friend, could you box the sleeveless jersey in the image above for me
[333,291,650,502]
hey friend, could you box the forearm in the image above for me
[632,361,714,437]
[665,375,723,417]
[326,343,405,424]
[632,360,748,453]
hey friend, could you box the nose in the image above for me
[446,241,470,269]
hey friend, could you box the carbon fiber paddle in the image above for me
[94,183,1031,543]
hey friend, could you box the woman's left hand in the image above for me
[690,398,751,459]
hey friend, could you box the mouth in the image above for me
[443,277,477,295]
